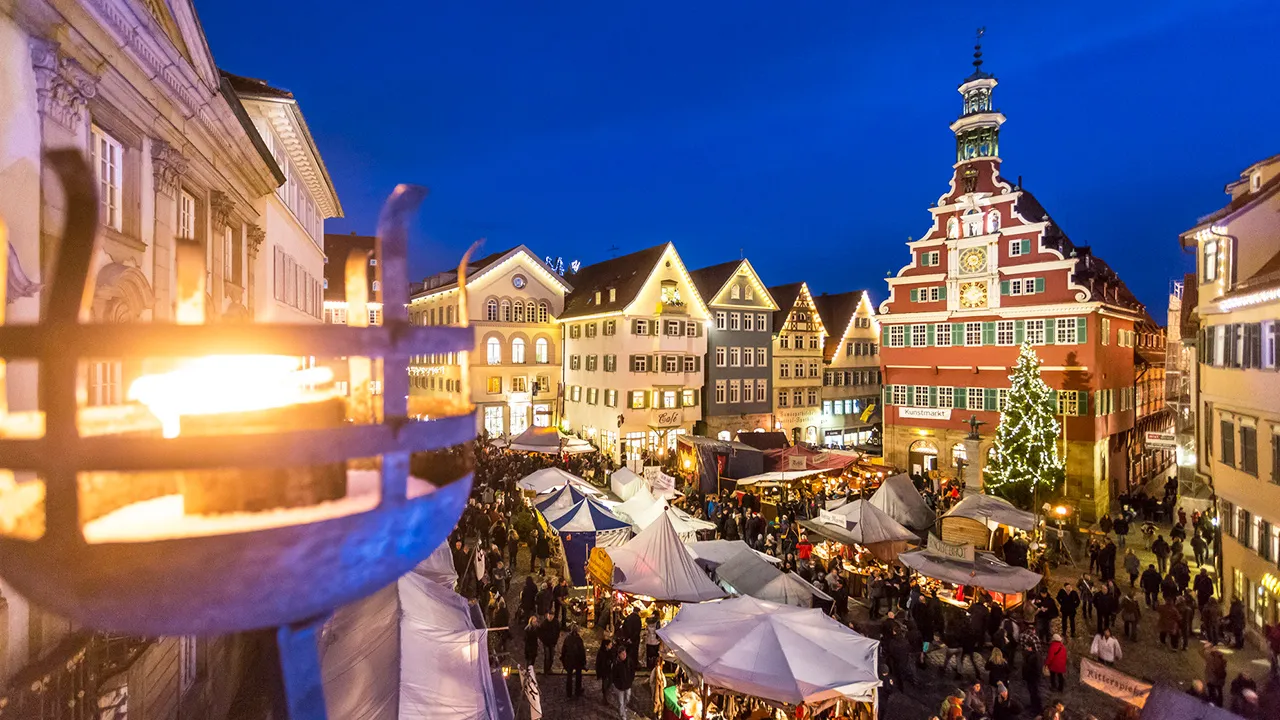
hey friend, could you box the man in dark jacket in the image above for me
[1056,584,1080,638]
[560,624,587,698]
[1141,564,1162,608]
[1114,515,1130,548]
[1229,599,1247,649]
[1021,645,1044,716]
[1153,535,1171,573]
[621,608,642,668]
[611,648,635,720]
[539,611,561,676]
[1195,568,1216,608]
[595,635,615,701]
[1099,538,1118,582]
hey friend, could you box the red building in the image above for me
[878,40,1149,521]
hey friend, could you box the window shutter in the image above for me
[883,386,892,406]
[696,323,703,337]
[881,326,889,345]
[1034,277,1045,294]
[984,388,997,411]
[1077,390,1089,416]
[955,388,967,410]
[910,288,919,302]
[926,324,936,346]
[906,386,915,406]
[929,386,938,407]
[982,322,996,345]
[1077,317,1087,344]
[1001,281,1011,296]
[952,323,964,346]
[1045,318,1057,345]
[1015,319,1026,344]
[940,286,948,300]
[1021,239,1031,255]
[1050,389,1058,408]
[651,320,660,335]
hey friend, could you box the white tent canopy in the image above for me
[502,426,596,454]
[869,473,936,530]
[686,540,782,569]
[517,467,602,496]
[943,493,1037,531]
[800,499,917,562]
[321,547,508,720]
[657,596,880,705]
[605,512,727,602]
[610,467,644,501]
[898,549,1043,594]
[713,550,831,607]
[614,487,714,542]
[734,469,829,486]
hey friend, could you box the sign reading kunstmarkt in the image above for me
[1079,658,1150,707]
[1144,431,1177,449]
[899,407,952,421]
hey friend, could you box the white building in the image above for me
[560,243,709,463]
[767,282,827,445]
[224,73,342,323]
[409,246,569,436]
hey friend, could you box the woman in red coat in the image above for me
[796,534,813,561]
[1046,634,1068,692]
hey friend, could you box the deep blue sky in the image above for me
[200,0,1278,316]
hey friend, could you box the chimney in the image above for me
[1017,175,1022,189]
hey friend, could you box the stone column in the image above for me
[246,224,264,318]
[150,139,186,320]
[963,436,984,496]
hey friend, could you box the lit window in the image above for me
[663,391,678,409]
[512,338,526,364]
[535,338,549,363]
[486,337,501,365]
[91,125,124,232]
[1203,240,1219,282]
[682,389,697,407]
[487,376,502,394]
[1057,391,1078,416]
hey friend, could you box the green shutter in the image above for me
[952,323,964,346]
[1050,389,1058,410]
[1077,390,1089,416]
[883,386,892,406]
[1015,319,1026,344]
[926,324,936,346]
[984,388,997,411]
[881,326,889,345]
[955,388,967,410]
[1077,317,1088,344]
[906,386,915,406]
[1021,239,1031,255]
[1034,277,1045,294]
[910,289,918,302]
[939,286,948,300]
[929,387,938,407]
[1001,281,1011,296]
[1045,318,1057,345]
[982,321,996,345]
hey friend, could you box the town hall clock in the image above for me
[959,247,987,274]
[960,281,988,309]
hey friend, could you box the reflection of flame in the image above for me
[128,355,336,438]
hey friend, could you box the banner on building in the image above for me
[860,403,876,423]
[899,407,952,421]
[1079,658,1150,707]
[1144,431,1177,449]
[926,533,975,562]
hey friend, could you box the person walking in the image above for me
[1140,564,1162,608]
[1158,599,1182,649]
[986,647,1011,688]
[1205,647,1227,707]
[1046,634,1068,692]
[595,634,615,701]
[643,615,661,671]
[1202,596,1223,645]
[1056,584,1080,638]
[1195,568,1216,608]
[1099,537,1118,582]
[523,615,541,669]
[611,648,634,720]
[1178,593,1196,650]
[1090,627,1123,666]
[621,607,642,668]
[1153,535,1171,574]
[1079,574,1095,622]
[1022,640,1044,716]
[1192,530,1208,567]
[539,611,561,676]
[560,624,587,698]
[1229,598,1247,649]
[1120,593,1142,641]
[1115,515,1130,548]
[1124,549,1141,588]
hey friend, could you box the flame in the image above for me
[128,355,336,438]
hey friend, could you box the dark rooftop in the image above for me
[560,243,670,320]
[688,260,744,306]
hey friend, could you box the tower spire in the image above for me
[950,28,1004,163]
[973,27,985,73]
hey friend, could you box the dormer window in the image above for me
[608,287,616,302]
[1252,172,1263,192]
[595,290,601,305]
[660,280,682,306]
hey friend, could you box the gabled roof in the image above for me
[412,245,571,299]
[689,261,742,305]
[767,282,805,331]
[811,291,865,359]
[1010,186,1145,313]
[560,243,670,319]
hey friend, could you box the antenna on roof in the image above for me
[608,244,620,258]
[973,27,986,72]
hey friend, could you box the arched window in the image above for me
[371,280,381,292]
[987,210,1001,234]
[500,300,511,322]
[526,301,537,322]
[952,443,968,467]
[538,302,549,323]
[513,302,525,323]
[486,337,501,365]
[947,217,959,239]
[730,285,740,300]
[486,298,499,321]
[535,338,549,364]
[512,338,526,364]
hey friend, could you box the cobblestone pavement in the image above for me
[498,519,1274,720]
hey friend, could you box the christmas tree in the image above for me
[983,342,1064,507]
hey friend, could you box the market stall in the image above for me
[611,467,644,501]
[941,493,1037,550]
[867,473,936,531]
[677,435,764,495]
[535,482,615,523]
[614,487,715,542]
[657,596,880,720]
[799,499,918,562]
[685,540,781,572]
[547,498,632,586]
[731,469,829,520]
[597,512,727,603]
[517,467,602,496]
[500,425,596,454]
[897,547,1042,611]
[713,550,832,608]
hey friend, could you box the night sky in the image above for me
[199,1,1278,316]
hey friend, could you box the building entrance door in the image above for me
[908,439,939,478]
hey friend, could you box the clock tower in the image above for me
[950,28,1005,169]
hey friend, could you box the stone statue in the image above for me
[964,414,986,441]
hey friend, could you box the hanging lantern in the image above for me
[0,151,475,718]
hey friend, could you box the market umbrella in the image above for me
[656,596,880,705]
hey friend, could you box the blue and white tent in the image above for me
[548,499,631,585]
[535,483,593,523]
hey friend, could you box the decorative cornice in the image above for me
[246,225,265,257]
[260,105,341,218]
[29,38,98,134]
[150,139,187,197]
[85,0,203,118]
[209,190,233,227]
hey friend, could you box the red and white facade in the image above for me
[878,55,1150,521]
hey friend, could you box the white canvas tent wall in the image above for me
[610,467,644,501]
[614,487,714,542]
[686,540,781,571]
[517,467,602,496]
[869,474,936,530]
[657,596,880,706]
[505,426,595,454]
[943,493,1036,532]
[713,550,832,607]
[604,512,727,602]
[321,547,509,720]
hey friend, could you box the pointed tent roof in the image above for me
[898,549,1042,594]
[548,499,631,534]
[605,512,727,602]
[656,596,880,705]
[714,550,831,607]
[686,540,781,570]
[868,474,937,531]
[943,493,1036,531]
[799,500,918,561]
[517,467,601,496]
[535,483,594,523]
[614,487,714,539]
[503,426,595,454]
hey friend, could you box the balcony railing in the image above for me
[0,632,152,720]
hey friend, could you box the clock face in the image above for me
[959,248,987,274]
[960,281,988,309]
[512,275,527,289]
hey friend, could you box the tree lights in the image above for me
[982,342,1063,507]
